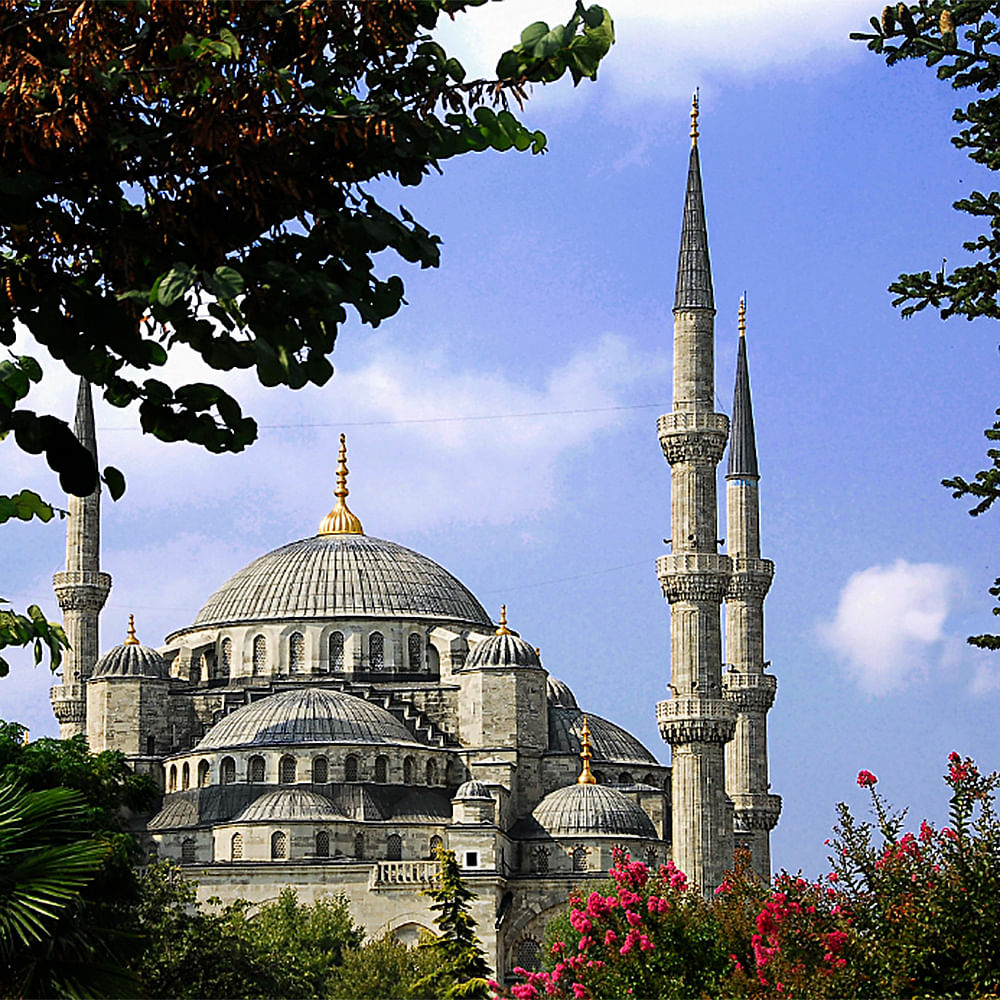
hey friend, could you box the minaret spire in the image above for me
[674,92,714,313]
[728,296,759,479]
[51,378,112,738]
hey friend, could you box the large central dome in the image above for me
[190,534,491,629]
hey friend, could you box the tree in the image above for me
[852,2,1000,646]
[414,847,492,1000]
[330,933,440,1000]
[0,0,613,670]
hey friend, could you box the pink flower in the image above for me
[571,985,587,1000]
[857,770,877,788]
[604,929,618,946]
[512,985,538,1000]
[625,910,642,927]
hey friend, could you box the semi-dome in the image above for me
[183,534,491,631]
[195,687,422,751]
[92,616,167,679]
[546,676,578,709]
[548,708,658,765]
[527,783,657,839]
[234,788,347,824]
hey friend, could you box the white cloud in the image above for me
[434,0,874,108]
[819,560,964,695]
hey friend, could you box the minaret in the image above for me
[51,378,112,738]
[656,94,736,893]
[723,298,781,879]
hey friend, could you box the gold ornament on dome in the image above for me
[495,604,512,636]
[124,613,140,645]
[738,293,747,338]
[690,88,700,147]
[578,716,597,785]
[318,434,364,535]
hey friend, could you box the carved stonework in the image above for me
[658,430,729,466]
[53,570,112,611]
[50,683,86,725]
[723,672,777,713]
[657,697,736,746]
[657,554,731,605]
[725,558,774,600]
[732,793,782,832]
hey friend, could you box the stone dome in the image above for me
[184,534,491,631]
[92,642,167,679]
[235,788,347,824]
[546,676,578,709]
[195,687,422,751]
[548,708,657,765]
[465,632,540,670]
[454,780,492,800]
[528,783,657,839]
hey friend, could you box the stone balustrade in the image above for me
[368,859,440,891]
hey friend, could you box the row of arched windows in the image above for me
[223,830,443,862]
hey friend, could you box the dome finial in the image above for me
[578,716,597,785]
[690,88,700,147]
[124,613,139,645]
[738,293,746,338]
[318,434,364,535]
[495,604,512,636]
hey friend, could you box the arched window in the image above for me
[532,846,549,875]
[220,637,232,675]
[181,837,195,864]
[289,631,304,672]
[387,833,402,861]
[328,631,344,672]
[168,764,177,792]
[643,772,656,787]
[181,762,190,790]
[279,755,296,784]
[344,755,359,782]
[374,756,388,783]
[354,832,365,860]
[252,635,267,675]
[429,835,443,858]
[231,832,243,861]
[312,756,329,784]
[198,760,210,787]
[369,632,384,671]
[248,755,265,783]
[618,772,633,785]
[315,830,330,858]
[593,770,606,785]
[572,845,588,872]
[403,757,414,784]
[645,846,658,870]
[408,633,422,671]
[220,756,236,784]
[426,759,438,786]
[271,830,287,860]
[146,735,155,756]
[515,938,542,973]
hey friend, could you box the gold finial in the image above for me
[496,604,512,636]
[690,89,700,147]
[125,613,139,645]
[578,716,597,785]
[738,294,746,338]
[318,433,364,535]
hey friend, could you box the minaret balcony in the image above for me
[658,412,729,465]
[731,792,782,832]
[53,570,112,611]
[50,683,86,725]
[657,696,735,745]
[722,671,777,713]
[726,558,774,601]
[657,553,731,605]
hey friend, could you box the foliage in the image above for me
[0,598,67,678]
[330,932,440,1000]
[852,2,1000,645]
[415,847,492,1000]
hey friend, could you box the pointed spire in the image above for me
[495,604,512,636]
[578,716,597,785]
[727,296,759,479]
[73,376,97,461]
[318,434,364,535]
[674,93,714,312]
[124,613,139,645]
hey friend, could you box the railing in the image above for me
[368,860,440,890]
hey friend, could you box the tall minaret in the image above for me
[656,94,736,892]
[723,298,781,879]
[51,378,111,738]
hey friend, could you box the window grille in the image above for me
[181,762,190,790]
[279,755,296,784]
[354,832,365,860]
[369,632,384,670]
[231,833,243,860]
[316,830,330,857]
[271,830,287,860]
[312,756,329,784]
[344,755,359,782]
[408,633,422,671]
[516,939,542,972]
[387,833,402,861]
[403,757,414,784]
[289,631,304,672]
[645,847,658,869]
[220,637,232,673]
[252,635,266,674]
[198,760,210,787]
[181,838,195,864]
[248,755,265,783]
[329,631,344,671]
[221,757,236,784]
[375,756,388,783]
[572,845,587,872]
[426,759,438,785]
[533,847,549,875]
[429,835,443,857]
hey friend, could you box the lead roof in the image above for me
[674,145,715,312]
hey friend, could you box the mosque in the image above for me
[47,102,780,976]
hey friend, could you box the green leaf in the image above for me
[156,264,197,307]
[520,21,549,47]
[208,265,245,300]
[102,466,126,501]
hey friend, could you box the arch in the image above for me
[220,637,232,675]
[279,754,297,784]
[168,764,177,792]
[344,754,359,782]
[643,772,656,786]
[593,769,607,785]
[271,830,288,860]
[532,846,550,875]
[369,631,384,671]
[408,633,422,671]
[375,755,388,783]
[328,631,344,672]
[231,832,243,861]
[387,833,402,861]
[289,631,305,672]
[645,846,658,870]
[514,938,542,973]
[426,759,438,786]
[312,755,329,784]
[248,755,265,783]
[198,760,210,788]
[354,831,365,860]
[429,834,443,858]
[572,845,588,872]
[315,830,330,858]
[181,762,190,790]
[252,634,267,675]
[220,756,236,784]
[181,837,195,864]
[618,772,633,785]
[403,756,414,784]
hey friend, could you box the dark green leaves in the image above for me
[0,490,55,525]
[0,602,68,677]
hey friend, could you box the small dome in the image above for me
[528,783,657,839]
[546,676,578,709]
[465,632,540,669]
[92,642,167,679]
[548,707,657,765]
[195,688,422,751]
[234,788,346,824]
[454,780,492,800]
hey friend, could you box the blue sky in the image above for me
[3,0,999,879]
